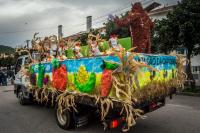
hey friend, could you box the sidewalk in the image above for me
[178,91,200,97]
[0,85,14,94]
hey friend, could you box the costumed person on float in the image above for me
[58,39,67,60]
[64,38,74,58]
[108,33,123,51]
[115,2,154,53]
[90,37,101,56]
[88,33,101,56]
[73,42,83,58]
[96,32,106,54]
[49,35,58,59]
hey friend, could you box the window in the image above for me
[15,58,23,74]
[193,74,199,80]
[24,57,30,65]
[192,66,200,74]
[176,49,185,55]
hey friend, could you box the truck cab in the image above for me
[14,55,32,104]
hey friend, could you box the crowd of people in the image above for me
[69,32,124,59]
[0,69,14,86]
[27,31,125,62]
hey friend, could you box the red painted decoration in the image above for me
[115,2,154,53]
[100,69,113,97]
[52,65,68,91]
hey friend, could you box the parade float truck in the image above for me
[13,2,186,131]
[13,51,185,132]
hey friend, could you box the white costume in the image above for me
[109,37,120,51]
[74,45,83,58]
[91,41,101,56]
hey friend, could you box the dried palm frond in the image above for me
[98,98,114,121]
[57,92,77,115]
[40,86,50,105]
[120,103,143,132]
[50,87,59,106]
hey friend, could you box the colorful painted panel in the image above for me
[30,54,177,97]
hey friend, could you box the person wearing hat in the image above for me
[108,34,122,51]
[89,36,101,56]
[73,42,83,58]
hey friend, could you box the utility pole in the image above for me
[25,40,30,48]
[86,16,92,32]
[58,25,63,41]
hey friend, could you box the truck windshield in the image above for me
[24,57,30,65]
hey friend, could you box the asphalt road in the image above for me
[0,85,200,133]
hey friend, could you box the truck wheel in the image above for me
[55,105,75,130]
[18,89,29,105]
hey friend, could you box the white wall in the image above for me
[191,55,200,66]
[149,12,168,21]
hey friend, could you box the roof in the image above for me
[64,27,106,40]
[144,2,161,12]
[149,4,176,15]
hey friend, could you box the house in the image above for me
[149,4,175,20]
[64,31,87,41]
[63,27,106,41]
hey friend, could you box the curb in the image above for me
[178,92,200,97]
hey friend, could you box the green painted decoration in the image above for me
[74,72,96,93]
[37,64,45,89]
[102,60,119,70]
[52,58,60,69]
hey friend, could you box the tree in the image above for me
[0,57,15,68]
[151,19,175,54]
[152,0,200,88]
[104,13,130,40]
[79,33,88,46]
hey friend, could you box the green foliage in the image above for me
[151,19,174,54]
[79,33,88,46]
[0,45,14,54]
[0,56,15,67]
[104,14,130,40]
[0,45,15,67]
[153,0,200,55]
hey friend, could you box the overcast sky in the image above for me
[0,0,179,47]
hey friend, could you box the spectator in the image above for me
[0,71,2,86]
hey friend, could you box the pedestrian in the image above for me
[0,71,2,86]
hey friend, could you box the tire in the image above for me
[55,104,75,130]
[18,88,29,105]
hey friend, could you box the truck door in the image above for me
[14,58,23,85]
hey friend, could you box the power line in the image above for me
[67,0,153,32]
[62,0,152,33]
[0,0,152,36]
